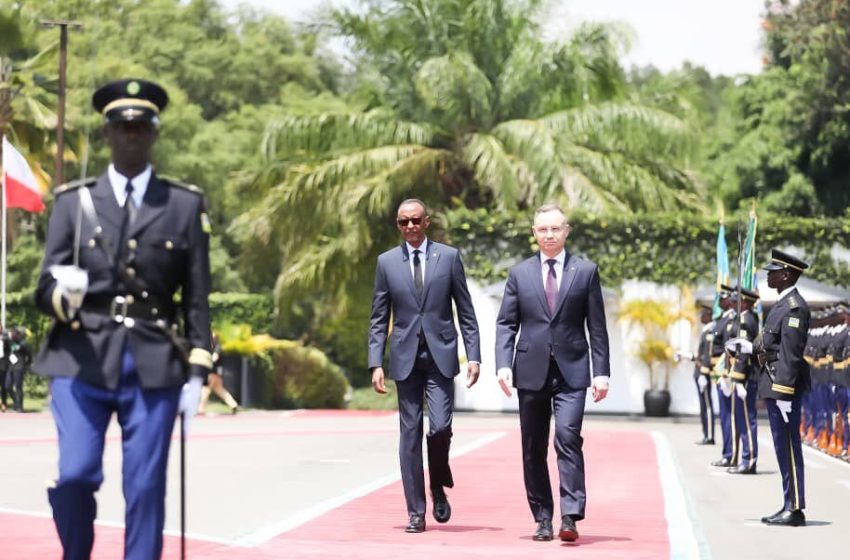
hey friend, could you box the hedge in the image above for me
[444,207,850,287]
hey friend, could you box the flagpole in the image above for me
[1,135,7,329]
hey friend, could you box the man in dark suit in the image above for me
[756,249,811,527]
[34,79,212,559]
[495,204,610,543]
[368,198,481,533]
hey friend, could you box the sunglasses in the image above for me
[397,217,425,227]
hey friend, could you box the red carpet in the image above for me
[1,428,669,559]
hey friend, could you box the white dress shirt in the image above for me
[540,250,565,290]
[406,238,428,284]
[108,163,152,208]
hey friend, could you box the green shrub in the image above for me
[272,340,350,409]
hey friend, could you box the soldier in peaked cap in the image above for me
[725,287,760,474]
[692,303,716,445]
[34,78,212,559]
[755,249,811,527]
[710,286,737,467]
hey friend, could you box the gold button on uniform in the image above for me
[71,320,81,331]
[88,239,96,248]
[165,240,174,250]
[126,268,136,277]
[128,239,138,249]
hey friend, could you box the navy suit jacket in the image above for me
[368,241,481,381]
[495,252,610,391]
[34,172,211,390]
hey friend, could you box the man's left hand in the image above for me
[592,377,609,402]
[178,376,204,434]
[466,361,480,388]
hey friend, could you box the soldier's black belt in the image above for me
[82,294,175,323]
[756,351,779,367]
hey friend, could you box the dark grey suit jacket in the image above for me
[495,252,610,391]
[368,241,481,381]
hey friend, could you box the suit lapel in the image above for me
[128,175,169,238]
[90,173,124,230]
[529,256,551,318]
[421,241,441,304]
[554,253,578,317]
[399,244,418,302]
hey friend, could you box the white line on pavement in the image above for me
[230,430,507,547]
[651,431,710,560]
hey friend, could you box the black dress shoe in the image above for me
[431,487,451,523]
[760,508,786,523]
[405,514,426,533]
[710,457,734,467]
[765,509,805,527]
[695,437,716,445]
[532,520,553,541]
[727,463,756,474]
[558,515,578,542]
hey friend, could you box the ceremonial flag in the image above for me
[2,136,46,213]
[740,206,758,291]
[714,222,730,320]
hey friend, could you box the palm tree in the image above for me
[231,0,703,307]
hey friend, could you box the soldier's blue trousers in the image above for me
[731,379,758,468]
[766,397,805,511]
[48,347,181,560]
[717,384,733,460]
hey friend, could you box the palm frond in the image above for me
[460,132,519,209]
[414,51,493,128]
[262,110,439,158]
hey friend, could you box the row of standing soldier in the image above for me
[690,249,812,527]
[802,304,850,457]
[0,327,32,413]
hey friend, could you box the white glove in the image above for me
[697,376,708,392]
[178,376,204,434]
[735,382,747,399]
[725,337,753,355]
[776,399,792,423]
[719,377,733,397]
[497,367,513,397]
[49,265,89,316]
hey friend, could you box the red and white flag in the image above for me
[2,136,45,213]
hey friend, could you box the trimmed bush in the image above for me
[272,340,350,409]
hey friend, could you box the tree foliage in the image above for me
[236,0,702,319]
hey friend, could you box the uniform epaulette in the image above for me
[159,176,204,196]
[788,296,799,309]
[53,177,96,195]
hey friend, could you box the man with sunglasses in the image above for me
[368,199,481,533]
[495,203,610,543]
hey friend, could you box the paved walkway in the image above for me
[0,410,848,559]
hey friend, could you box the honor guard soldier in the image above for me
[755,249,810,526]
[33,79,212,559]
[693,303,716,445]
[711,287,736,467]
[725,287,760,474]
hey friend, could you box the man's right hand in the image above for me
[497,368,513,397]
[697,375,708,392]
[371,367,387,394]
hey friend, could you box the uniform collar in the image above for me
[777,285,797,302]
[108,163,152,207]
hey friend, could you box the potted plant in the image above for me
[619,296,693,417]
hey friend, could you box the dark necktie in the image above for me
[413,249,424,299]
[545,259,558,314]
[124,181,138,226]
